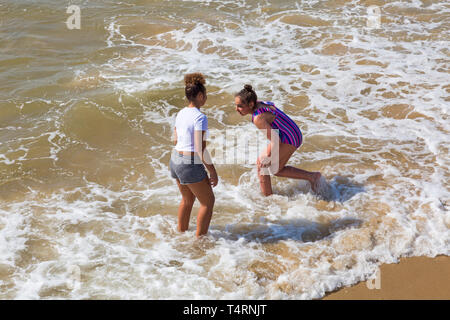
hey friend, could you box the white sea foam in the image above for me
[1,0,449,300]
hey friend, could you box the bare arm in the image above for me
[172,127,177,145]
[194,130,218,187]
[253,113,279,157]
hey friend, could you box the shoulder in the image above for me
[254,101,276,113]
[179,107,206,118]
[194,110,207,121]
[254,102,275,118]
[253,113,272,129]
[259,101,276,110]
[193,110,208,129]
[176,107,189,117]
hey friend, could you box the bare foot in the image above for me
[310,172,322,193]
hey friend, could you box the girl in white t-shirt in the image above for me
[169,73,217,237]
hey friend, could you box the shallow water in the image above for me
[0,0,449,299]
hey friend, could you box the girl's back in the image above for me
[175,107,208,152]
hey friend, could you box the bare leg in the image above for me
[257,160,273,196]
[258,142,322,195]
[186,177,215,237]
[275,167,322,192]
[176,179,196,232]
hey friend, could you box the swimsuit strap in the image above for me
[252,101,302,148]
[252,101,277,122]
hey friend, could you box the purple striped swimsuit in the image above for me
[252,101,303,148]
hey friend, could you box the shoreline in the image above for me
[323,255,450,300]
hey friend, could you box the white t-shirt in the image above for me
[175,107,208,152]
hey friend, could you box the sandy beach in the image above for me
[324,255,450,300]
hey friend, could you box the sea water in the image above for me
[0,0,449,299]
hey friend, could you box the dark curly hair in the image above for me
[184,73,206,102]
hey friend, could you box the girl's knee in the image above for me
[200,194,215,209]
[182,197,195,207]
[207,194,215,208]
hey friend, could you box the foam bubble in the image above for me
[2,0,449,300]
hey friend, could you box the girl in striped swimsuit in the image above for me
[235,84,322,196]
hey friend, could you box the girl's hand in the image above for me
[208,170,218,187]
[259,156,271,168]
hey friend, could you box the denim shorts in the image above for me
[169,150,208,185]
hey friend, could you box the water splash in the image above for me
[313,175,336,201]
[313,175,365,203]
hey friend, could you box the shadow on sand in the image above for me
[212,217,363,244]
[287,175,366,203]
[210,176,365,244]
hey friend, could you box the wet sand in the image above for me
[323,255,450,300]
